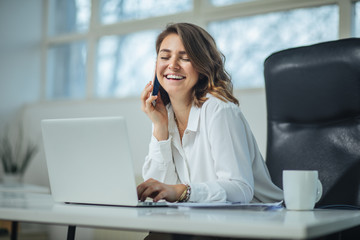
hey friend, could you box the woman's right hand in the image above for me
[141,81,169,141]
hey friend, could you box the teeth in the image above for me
[167,75,184,80]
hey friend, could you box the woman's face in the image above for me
[156,33,199,101]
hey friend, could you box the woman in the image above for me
[137,23,283,203]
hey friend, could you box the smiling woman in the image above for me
[137,23,283,206]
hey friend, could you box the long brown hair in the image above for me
[156,23,239,107]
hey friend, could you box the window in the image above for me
[355,1,360,37]
[44,0,354,100]
[47,41,87,99]
[210,0,254,6]
[48,0,91,36]
[100,0,192,24]
[208,5,338,88]
[96,30,160,97]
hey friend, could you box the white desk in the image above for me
[1,192,360,239]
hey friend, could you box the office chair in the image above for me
[264,38,360,238]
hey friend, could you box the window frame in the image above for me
[41,0,357,100]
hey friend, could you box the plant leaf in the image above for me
[1,137,14,173]
[14,124,24,172]
[19,142,38,175]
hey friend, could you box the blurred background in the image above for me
[0,0,359,239]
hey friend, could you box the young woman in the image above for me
[137,23,283,203]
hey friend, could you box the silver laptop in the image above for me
[41,116,166,207]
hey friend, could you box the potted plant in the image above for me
[0,126,38,186]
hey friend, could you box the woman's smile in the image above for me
[165,74,185,80]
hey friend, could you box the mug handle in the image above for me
[315,179,323,203]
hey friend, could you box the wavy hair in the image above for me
[156,23,239,107]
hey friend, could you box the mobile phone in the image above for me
[151,75,160,106]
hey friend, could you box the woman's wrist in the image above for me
[153,124,169,141]
[177,184,191,202]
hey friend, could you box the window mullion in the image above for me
[193,0,209,28]
[41,0,50,100]
[338,0,353,38]
[86,0,99,99]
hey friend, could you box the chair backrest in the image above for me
[264,38,360,207]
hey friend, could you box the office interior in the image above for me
[0,0,359,239]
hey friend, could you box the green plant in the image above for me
[0,126,38,176]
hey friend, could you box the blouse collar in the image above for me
[167,103,201,134]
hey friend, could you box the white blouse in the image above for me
[142,93,283,203]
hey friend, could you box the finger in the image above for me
[156,91,164,107]
[153,190,168,202]
[137,179,152,199]
[145,95,158,109]
[141,84,154,111]
[137,183,146,200]
[138,179,161,201]
[141,82,153,101]
[140,185,160,202]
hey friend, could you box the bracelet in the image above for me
[178,184,191,202]
[178,186,187,202]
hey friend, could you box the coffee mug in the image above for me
[283,170,323,210]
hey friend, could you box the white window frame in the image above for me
[41,0,357,100]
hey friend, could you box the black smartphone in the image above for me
[151,75,160,106]
[152,75,160,96]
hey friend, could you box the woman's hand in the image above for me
[141,81,168,141]
[137,178,187,202]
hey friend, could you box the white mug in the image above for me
[283,170,323,211]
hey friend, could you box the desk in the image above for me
[1,192,360,240]
[0,184,50,239]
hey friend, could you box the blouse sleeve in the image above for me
[142,134,180,184]
[190,104,255,203]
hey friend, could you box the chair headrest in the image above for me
[264,38,360,123]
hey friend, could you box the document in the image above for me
[168,201,284,210]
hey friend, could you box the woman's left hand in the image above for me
[137,178,186,202]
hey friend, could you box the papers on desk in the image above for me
[168,201,284,210]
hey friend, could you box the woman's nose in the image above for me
[168,59,180,71]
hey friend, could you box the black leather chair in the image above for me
[264,38,360,239]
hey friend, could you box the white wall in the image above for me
[0,0,42,132]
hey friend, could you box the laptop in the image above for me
[41,116,167,207]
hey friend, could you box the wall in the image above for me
[0,0,42,133]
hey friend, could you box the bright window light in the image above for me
[47,41,87,99]
[96,30,160,97]
[100,0,192,24]
[48,0,91,36]
[208,5,338,89]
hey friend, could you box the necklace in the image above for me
[174,114,186,135]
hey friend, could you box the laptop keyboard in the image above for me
[137,201,168,207]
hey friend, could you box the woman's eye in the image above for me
[181,58,191,62]
[160,57,170,60]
